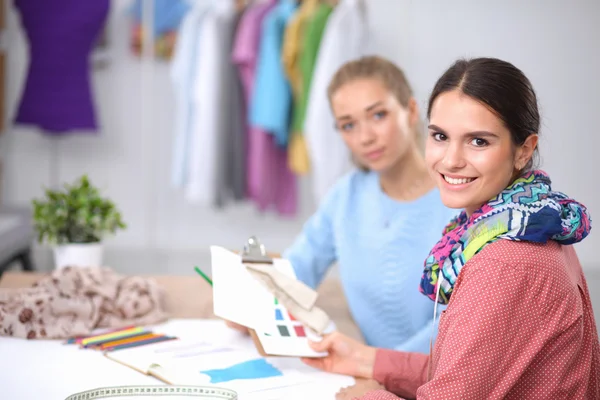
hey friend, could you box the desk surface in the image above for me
[0,319,354,400]
[0,272,363,399]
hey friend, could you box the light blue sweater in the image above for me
[283,170,458,353]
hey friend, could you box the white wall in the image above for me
[1,0,598,269]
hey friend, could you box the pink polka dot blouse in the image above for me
[360,240,600,399]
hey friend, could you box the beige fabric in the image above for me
[0,266,168,339]
[245,263,331,334]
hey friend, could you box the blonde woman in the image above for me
[228,56,457,353]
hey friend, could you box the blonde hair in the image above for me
[327,56,424,170]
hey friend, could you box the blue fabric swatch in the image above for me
[275,309,284,320]
[200,359,283,383]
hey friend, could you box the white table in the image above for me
[0,319,353,400]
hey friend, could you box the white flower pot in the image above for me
[53,242,104,269]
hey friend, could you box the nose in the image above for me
[442,142,467,169]
[357,124,376,146]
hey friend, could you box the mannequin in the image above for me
[13,0,110,134]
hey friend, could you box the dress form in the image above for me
[13,0,110,134]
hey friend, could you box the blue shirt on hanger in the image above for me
[249,0,298,147]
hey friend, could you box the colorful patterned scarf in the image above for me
[420,170,592,305]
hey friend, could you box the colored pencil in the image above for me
[104,335,178,352]
[81,327,145,346]
[98,332,162,350]
[80,326,144,346]
[194,266,213,286]
[64,325,136,345]
[75,325,139,345]
[82,331,153,349]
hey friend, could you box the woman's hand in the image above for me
[224,320,249,335]
[301,331,377,379]
[335,380,385,400]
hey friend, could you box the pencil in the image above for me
[64,325,136,345]
[83,331,152,349]
[81,327,145,346]
[98,332,162,350]
[104,335,177,352]
[194,266,213,286]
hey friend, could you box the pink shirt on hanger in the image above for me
[231,1,297,216]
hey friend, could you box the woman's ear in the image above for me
[515,134,539,169]
[408,97,420,127]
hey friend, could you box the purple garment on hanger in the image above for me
[232,1,298,217]
[14,0,110,134]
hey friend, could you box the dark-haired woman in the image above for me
[302,57,600,400]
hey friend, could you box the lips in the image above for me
[441,174,476,185]
[443,175,475,185]
[364,149,385,161]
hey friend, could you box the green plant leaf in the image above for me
[31,174,127,245]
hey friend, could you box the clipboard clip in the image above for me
[241,236,273,264]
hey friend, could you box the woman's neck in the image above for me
[379,148,435,202]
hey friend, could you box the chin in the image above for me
[365,158,394,172]
[438,192,470,210]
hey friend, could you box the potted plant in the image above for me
[32,175,126,269]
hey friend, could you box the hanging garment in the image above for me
[185,1,238,206]
[216,6,247,205]
[246,0,299,216]
[304,0,369,204]
[249,0,298,148]
[281,0,320,175]
[282,0,319,98]
[233,0,298,215]
[128,0,190,60]
[129,0,190,38]
[13,0,110,134]
[170,1,213,188]
[286,2,332,175]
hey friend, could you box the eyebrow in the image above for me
[428,124,499,138]
[337,101,384,120]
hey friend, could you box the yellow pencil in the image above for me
[81,327,145,346]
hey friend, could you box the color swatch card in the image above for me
[253,297,328,358]
[209,246,328,358]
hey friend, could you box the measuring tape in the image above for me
[64,385,238,400]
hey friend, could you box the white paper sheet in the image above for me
[102,320,346,397]
[210,246,275,332]
[1,319,354,400]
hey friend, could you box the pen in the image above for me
[194,266,213,287]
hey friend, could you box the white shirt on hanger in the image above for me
[303,0,369,204]
[185,1,236,204]
[170,1,213,188]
